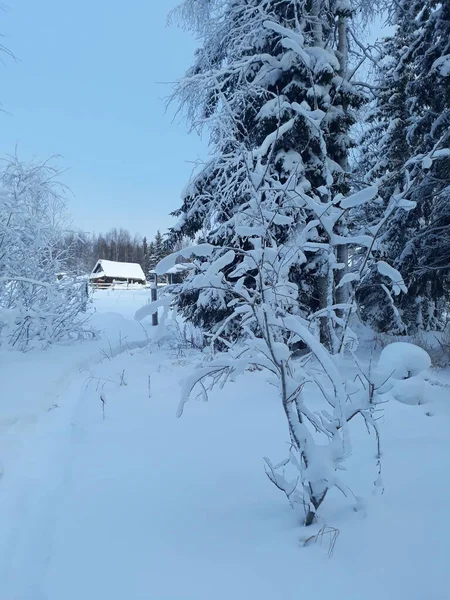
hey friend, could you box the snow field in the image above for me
[0,289,449,599]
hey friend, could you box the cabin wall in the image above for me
[89,276,145,289]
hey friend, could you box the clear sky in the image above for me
[0,3,386,241]
[0,0,206,240]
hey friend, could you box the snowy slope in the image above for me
[0,289,449,599]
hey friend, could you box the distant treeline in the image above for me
[63,228,188,276]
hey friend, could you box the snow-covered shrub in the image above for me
[147,234,395,526]
[0,156,93,350]
[413,327,450,369]
[168,320,206,354]
[375,342,432,405]
[371,327,450,368]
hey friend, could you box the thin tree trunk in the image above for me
[309,0,335,348]
[310,0,324,47]
[335,13,350,319]
[318,271,332,349]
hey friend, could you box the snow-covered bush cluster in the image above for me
[0,157,92,350]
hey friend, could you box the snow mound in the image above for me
[377,342,432,406]
[390,376,427,406]
[378,342,431,380]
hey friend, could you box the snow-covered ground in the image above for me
[0,288,449,599]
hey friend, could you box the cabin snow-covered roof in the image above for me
[90,259,146,281]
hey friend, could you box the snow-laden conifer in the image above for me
[357,0,450,332]
[169,0,369,346]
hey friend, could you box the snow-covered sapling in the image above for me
[150,236,392,526]
[0,156,93,350]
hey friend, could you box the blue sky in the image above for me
[0,3,385,241]
[0,0,206,239]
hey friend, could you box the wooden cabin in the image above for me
[89,259,146,288]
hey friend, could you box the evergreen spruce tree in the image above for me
[169,0,366,346]
[357,0,450,333]
[142,236,151,277]
[147,241,156,271]
[153,230,166,265]
[405,0,450,329]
